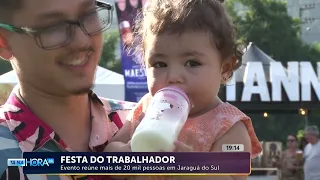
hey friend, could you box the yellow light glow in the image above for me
[263,112,268,118]
[299,108,306,115]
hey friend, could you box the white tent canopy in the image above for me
[0,66,125,100]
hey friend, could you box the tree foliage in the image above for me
[0,59,12,75]
[99,30,122,74]
[225,0,320,64]
[225,0,320,144]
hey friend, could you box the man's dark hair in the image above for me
[0,0,24,23]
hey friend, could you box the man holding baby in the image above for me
[0,0,188,179]
[0,0,260,180]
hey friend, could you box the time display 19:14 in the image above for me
[222,144,244,152]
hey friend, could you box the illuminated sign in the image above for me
[225,61,320,102]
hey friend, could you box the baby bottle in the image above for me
[131,86,190,152]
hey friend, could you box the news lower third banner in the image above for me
[9,152,251,175]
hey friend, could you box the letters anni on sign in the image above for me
[225,62,320,102]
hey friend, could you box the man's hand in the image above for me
[104,141,131,180]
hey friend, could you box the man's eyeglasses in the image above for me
[0,1,113,50]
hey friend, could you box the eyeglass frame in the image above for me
[0,1,113,50]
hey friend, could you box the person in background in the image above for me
[127,0,141,28]
[303,126,320,180]
[276,134,303,180]
[105,0,262,179]
[269,142,281,167]
[300,137,308,154]
[116,0,135,26]
[0,0,134,179]
[116,0,127,11]
[129,0,140,8]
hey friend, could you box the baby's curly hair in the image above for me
[130,0,243,79]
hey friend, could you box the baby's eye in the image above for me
[185,60,201,67]
[152,62,167,68]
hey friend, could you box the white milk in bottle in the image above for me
[131,86,190,152]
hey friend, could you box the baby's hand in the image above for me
[173,132,195,152]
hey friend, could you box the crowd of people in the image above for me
[273,126,320,180]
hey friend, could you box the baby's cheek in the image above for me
[147,79,163,96]
[146,67,168,93]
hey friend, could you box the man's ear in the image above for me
[0,35,13,61]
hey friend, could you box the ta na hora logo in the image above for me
[7,158,55,167]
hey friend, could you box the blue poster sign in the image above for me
[115,0,148,102]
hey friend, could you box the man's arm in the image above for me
[105,102,146,152]
[104,120,133,152]
[0,140,28,180]
[0,124,28,180]
[0,167,28,180]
